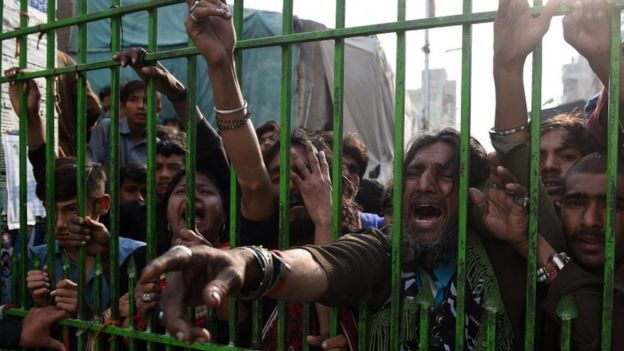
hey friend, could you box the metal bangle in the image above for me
[234,246,275,301]
[214,100,248,115]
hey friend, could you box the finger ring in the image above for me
[514,195,529,209]
[190,0,200,13]
[141,293,153,303]
[189,12,199,22]
[169,244,193,257]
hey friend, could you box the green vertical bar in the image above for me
[185,51,197,230]
[108,1,121,350]
[45,0,58,291]
[525,1,543,349]
[455,0,472,349]
[17,0,29,309]
[277,1,293,350]
[601,8,621,350]
[357,302,368,351]
[94,255,103,315]
[146,6,158,351]
[229,0,245,345]
[127,257,137,351]
[556,296,578,351]
[416,283,433,350]
[76,0,88,347]
[328,0,346,340]
[390,0,406,349]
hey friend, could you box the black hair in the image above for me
[404,128,490,189]
[120,80,145,103]
[53,158,108,202]
[255,120,280,139]
[564,152,623,186]
[343,132,369,179]
[540,113,598,155]
[120,163,147,185]
[156,140,185,159]
[98,85,111,101]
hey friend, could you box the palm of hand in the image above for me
[482,190,528,243]
[563,15,610,58]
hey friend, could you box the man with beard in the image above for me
[139,126,521,349]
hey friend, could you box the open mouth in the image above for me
[289,190,304,207]
[542,178,562,195]
[182,208,205,223]
[413,203,443,222]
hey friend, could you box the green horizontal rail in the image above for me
[3,5,608,85]
[0,0,182,41]
[3,308,251,350]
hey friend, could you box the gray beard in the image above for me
[401,219,458,272]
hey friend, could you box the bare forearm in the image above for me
[493,62,530,132]
[27,112,45,149]
[264,249,328,302]
[206,59,274,219]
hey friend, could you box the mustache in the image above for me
[407,195,448,212]
[571,228,604,243]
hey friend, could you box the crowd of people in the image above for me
[0,0,622,350]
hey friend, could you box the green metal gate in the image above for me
[0,0,621,350]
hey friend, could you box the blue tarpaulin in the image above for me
[68,1,296,126]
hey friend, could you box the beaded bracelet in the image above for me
[216,113,250,132]
[489,122,530,136]
[214,100,248,115]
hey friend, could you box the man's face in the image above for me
[119,179,146,203]
[55,197,101,250]
[166,173,225,245]
[540,129,584,205]
[156,154,185,199]
[561,172,624,269]
[403,142,458,245]
[122,90,147,132]
[267,145,312,223]
[259,130,279,152]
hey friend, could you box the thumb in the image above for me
[469,188,489,217]
[41,336,66,351]
[189,326,211,343]
[202,268,242,307]
[306,335,325,346]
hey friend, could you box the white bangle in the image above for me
[214,100,248,115]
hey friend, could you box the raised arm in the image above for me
[562,0,624,146]
[493,0,560,134]
[185,0,274,221]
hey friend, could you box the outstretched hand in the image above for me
[113,47,186,99]
[494,0,561,69]
[138,245,257,342]
[470,166,529,256]
[185,0,235,65]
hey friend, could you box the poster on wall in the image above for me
[2,133,46,230]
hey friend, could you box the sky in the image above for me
[242,0,590,150]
